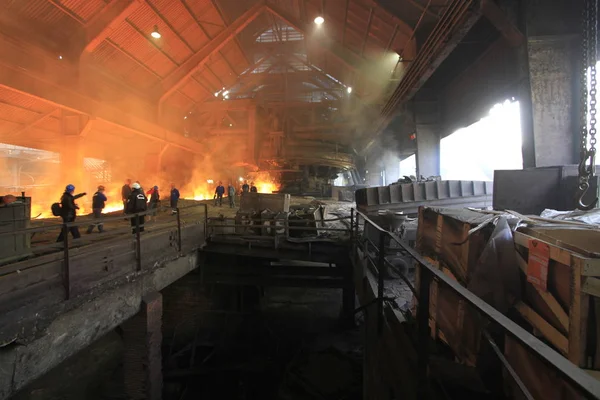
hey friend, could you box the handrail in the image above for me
[352,208,600,399]
[1,203,209,300]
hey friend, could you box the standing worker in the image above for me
[250,182,257,193]
[56,184,86,242]
[170,184,180,215]
[215,181,225,206]
[87,185,107,234]
[121,179,131,214]
[147,185,160,221]
[242,180,250,193]
[126,182,147,234]
[228,183,236,208]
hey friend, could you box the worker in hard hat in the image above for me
[87,185,107,234]
[170,184,180,215]
[227,182,236,208]
[147,185,160,221]
[126,182,148,234]
[214,181,225,206]
[121,179,132,215]
[57,184,86,242]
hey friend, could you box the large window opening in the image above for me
[399,154,416,178]
[440,99,522,181]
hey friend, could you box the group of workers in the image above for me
[49,176,260,241]
[55,180,181,242]
[214,180,257,208]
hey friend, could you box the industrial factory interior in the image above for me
[3,0,600,399]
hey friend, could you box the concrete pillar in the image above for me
[60,136,85,190]
[247,107,257,165]
[122,292,163,400]
[415,124,440,177]
[528,36,579,166]
[521,0,581,167]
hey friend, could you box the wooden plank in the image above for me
[515,301,569,355]
[583,277,600,297]
[516,253,569,332]
[568,258,589,367]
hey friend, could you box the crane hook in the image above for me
[576,150,598,210]
[576,180,598,210]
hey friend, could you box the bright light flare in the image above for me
[314,16,324,25]
[346,87,352,93]
[239,177,244,182]
[150,26,161,39]
[207,179,214,184]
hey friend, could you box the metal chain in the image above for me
[581,0,589,154]
[589,0,598,152]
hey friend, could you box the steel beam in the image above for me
[267,4,370,73]
[158,2,266,106]
[481,0,524,47]
[6,109,58,137]
[82,0,142,55]
[0,62,204,153]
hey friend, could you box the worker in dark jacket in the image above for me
[0,194,16,207]
[242,181,250,193]
[147,185,160,221]
[170,184,180,215]
[126,182,147,234]
[87,185,107,234]
[214,181,225,206]
[121,179,132,214]
[228,183,236,208]
[250,182,257,193]
[57,184,86,242]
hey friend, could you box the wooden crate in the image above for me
[513,227,600,368]
[415,207,495,365]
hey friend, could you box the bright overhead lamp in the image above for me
[222,90,229,96]
[314,16,324,25]
[347,87,352,94]
[150,26,161,39]
[214,92,219,97]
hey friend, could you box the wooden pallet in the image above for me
[513,228,600,368]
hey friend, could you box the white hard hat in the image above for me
[132,182,141,189]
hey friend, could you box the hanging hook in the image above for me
[576,149,598,210]
[576,179,598,210]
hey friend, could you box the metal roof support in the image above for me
[0,63,204,154]
[157,1,267,112]
[266,4,370,74]
[81,0,142,55]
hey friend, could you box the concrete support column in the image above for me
[521,0,581,167]
[415,124,440,177]
[60,135,85,190]
[528,36,579,166]
[122,292,163,400]
[247,107,257,165]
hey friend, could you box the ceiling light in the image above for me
[222,90,229,96]
[184,116,187,119]
[224,94,229,99]
[314,16,324,25]
[150,26,161,39]
[347,87,352,94]
[229,123,233,127]
[58,55,63,60]
[214,92,219,97]
[239,177,244,182]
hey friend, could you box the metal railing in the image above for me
[352,209,600,399]
[0,203,208,300]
